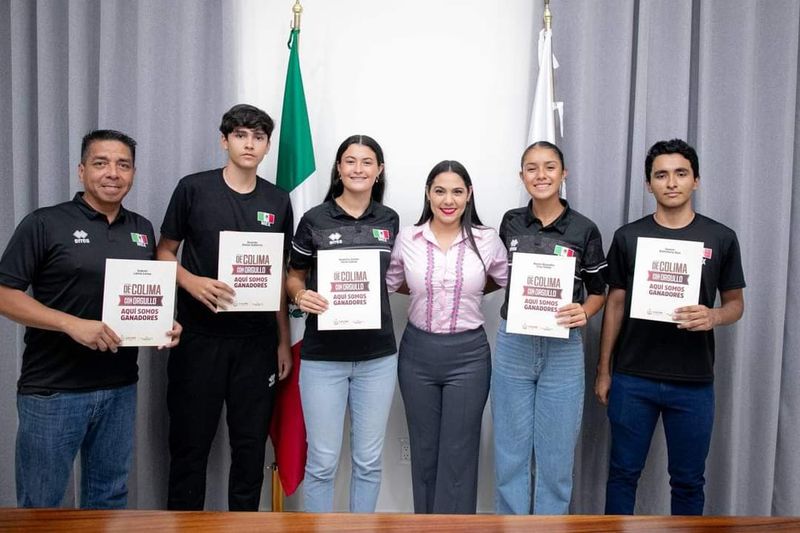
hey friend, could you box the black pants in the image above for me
[398,322,491,514]
[167,330,278,511]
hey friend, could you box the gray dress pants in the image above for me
[398,322,491,514]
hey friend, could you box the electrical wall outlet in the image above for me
[399,437,411,464]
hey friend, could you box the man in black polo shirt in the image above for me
[0,129,181,508]
[157,104,293,511]
[594,139,745,515]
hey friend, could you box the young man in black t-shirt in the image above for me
[0,130,180,508]
[157,104,293,511]
[595,139,745,515]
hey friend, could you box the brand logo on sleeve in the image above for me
[73,230,90,244]
[130,233,149,248]
[372,229,390,242]
[554,244,575,257]
[328,232,343,245]
[257,211,275,227]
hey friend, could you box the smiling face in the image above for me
[221,126,270,171]
[78,140,135,215]
[426,171,472,228]
[520,145,567,202]
[647,153,699,210]
[336,143,383,196]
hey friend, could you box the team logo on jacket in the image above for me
[130,233,149,248]
[257,211,275,227]
[328,232,343,245]
[73,230,90,244]
[372,229,390,242]
[554,244,575,257]
[509,238,519,252]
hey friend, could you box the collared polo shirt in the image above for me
[290,199,399,361]
[498,200,607,319]
[0,193,156,393]
[160,169,293,337]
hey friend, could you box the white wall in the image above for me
[232,0,540,512]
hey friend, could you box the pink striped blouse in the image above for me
[386,222,508,333]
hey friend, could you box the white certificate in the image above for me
[317,249,381,331]
[217,231,285,312]
[102,259,177,347]
[506,252,576,339]
[630,237,703,323]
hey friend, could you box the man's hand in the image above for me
[673,305,716,331]
[183,274,235,312]
[277,343,292,380]
[64,317,121,353]
[594,372,612,405]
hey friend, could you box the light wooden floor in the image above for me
[1,509,799,532]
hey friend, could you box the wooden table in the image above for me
[1,508,798,532]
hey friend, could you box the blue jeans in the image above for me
[16,384,137,509]
[299,354,397,512]
[491,320,584,515]
[605,372,714,515]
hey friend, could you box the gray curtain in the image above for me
[1,0,798,516]
[564,0,800,516]
[0,0,237,509]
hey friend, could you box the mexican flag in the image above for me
[270,27,315,497]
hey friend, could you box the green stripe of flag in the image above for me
[276,29,316,193]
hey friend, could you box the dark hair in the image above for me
[645,139,699,182]
[81,129,136,164]
[520,140,565,169]
[219,104,275,139]
[324,135,386,202]
[415,160,487,273]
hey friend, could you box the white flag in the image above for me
[529,28,559,145]
[522,27,565,202]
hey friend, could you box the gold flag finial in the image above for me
[544,0,552,31]
[292,0,303,30]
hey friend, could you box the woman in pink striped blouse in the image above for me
[386,160,507,514]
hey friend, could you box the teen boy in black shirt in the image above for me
[157,104,293,511]
[595,139,745,515]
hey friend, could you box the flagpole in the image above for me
[544,0,554,127]
[270,2,303,513]
[292,0,302,30]
[544,0,552,31]
[271,463,283,511]
[272,0,315,509]
[542,0,564,198]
